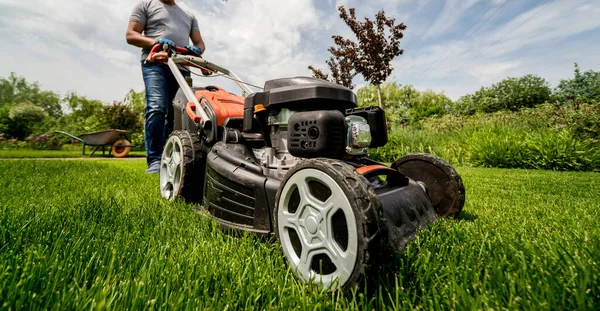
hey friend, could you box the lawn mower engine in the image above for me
[163,77,465,291]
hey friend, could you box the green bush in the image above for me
[357,82,451,127]
[368,127,467,165]
[554,63,600,105]
[377,103,600,171]
[100,102,142,133]
[450,74,552,115]
[524,103,600,139]
[369,127,437,163]
[0,102,48,140]
[0,73,62,118]
[467,126,599,171]
[129,132,145,151]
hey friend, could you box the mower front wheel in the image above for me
[159,131,205,202]
[274,159,386,291]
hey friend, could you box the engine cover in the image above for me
[287,110,346,158]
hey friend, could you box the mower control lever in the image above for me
[146,44,190,63]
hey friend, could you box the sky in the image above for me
[0,0,598,103]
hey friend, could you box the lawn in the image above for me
[0,149,146,159]
[0,160,598,310]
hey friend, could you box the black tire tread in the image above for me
[392,153,465,218]
[169,130,205,202]
[274,158,388,291]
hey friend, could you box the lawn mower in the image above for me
[148,44,465,291]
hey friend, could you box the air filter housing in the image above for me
[287,110,346,158]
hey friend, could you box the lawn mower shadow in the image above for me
[455,211,478,222]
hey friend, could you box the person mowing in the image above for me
[126,0,206,174]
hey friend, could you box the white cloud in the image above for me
[389,0,600,99]
[178,0,322,91]
[483,0,600,58]
[335,0,348,8]
[468,61,521,84]
[0,0,322,101]
[0,0,598,104]
[421,0,480,39]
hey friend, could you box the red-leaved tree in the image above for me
[309,6,407,108]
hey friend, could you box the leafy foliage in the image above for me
[122,89,146,151]
[357,82,450,127]
[401,103,600,171]
[336,6,406,87]
[0,73,62,118]
[308,55,356,89]
[57,92,105,136]
[0,73,147,151]
[100,102,142,133]
[465,125,599,171]
[450,74,551,115]
[8,102,48,122]
[554,63,600,105]
[123,89,146,116]
[0,102,48,140]
[309,6,407,105]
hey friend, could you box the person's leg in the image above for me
[141,62,171,168]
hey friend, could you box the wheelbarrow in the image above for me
[54,129,133,158]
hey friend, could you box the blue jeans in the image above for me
[141,61,190,165]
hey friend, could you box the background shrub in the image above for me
[376,102,600,171]
[449,74,551,115]
[554,63,600,105]
[99,102,142,133]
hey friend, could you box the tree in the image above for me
[123,89,146,115]
[449,74,551,115]
[2,102,48,140]
[554,63,600,105]
[487,74,551,112]
[0,73,62,118]
[100,102,142,132]
[308,50,356,89]
[309,6,407,108]
[59,92,104,134]
[357,82,450,127]
[414,90,452,120]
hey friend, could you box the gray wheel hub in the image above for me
[277,168,358,290]
[160,135,183,200]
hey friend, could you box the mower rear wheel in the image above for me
[274,159,386,291]
[112,139,131,158]
[392,153,465,217]
[159,131,205,202]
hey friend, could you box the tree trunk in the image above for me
[376,84,383,108]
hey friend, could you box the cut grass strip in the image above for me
[0,150,146,159]
[0,161,598,310]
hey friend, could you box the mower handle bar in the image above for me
[145,44,253,130]
[147,43,188,58]
[146,44,252,96]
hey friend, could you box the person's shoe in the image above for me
[145,160,160,174]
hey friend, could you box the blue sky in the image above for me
[0,0,598,103]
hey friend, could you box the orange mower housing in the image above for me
[187,86,245,126]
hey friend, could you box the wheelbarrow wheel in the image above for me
[160,131,205,202]
[112,139,131,158]
[274,159,387,291]
[392,153,465,218]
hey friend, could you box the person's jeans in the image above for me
[141,61,190,165]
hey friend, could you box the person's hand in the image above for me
[185,45,203,56]
[155,38,176,50]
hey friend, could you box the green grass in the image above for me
[0,149,146,158]
[0,161,598,310]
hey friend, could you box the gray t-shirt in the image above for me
[130,0,200,60]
